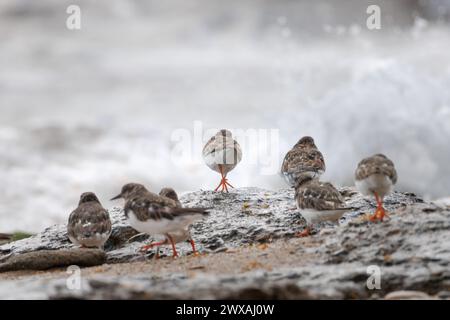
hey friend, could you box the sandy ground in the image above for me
[0,237,321,282]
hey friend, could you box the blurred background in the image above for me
[1,0,450,232]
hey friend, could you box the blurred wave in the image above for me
[1,0,450,232]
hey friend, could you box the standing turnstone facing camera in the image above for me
[281,136,326,187]
[67,192,112,249]
[355,154,397,222]
[111,183,209,257]
[295,176,351,237]
[203,129,242,192]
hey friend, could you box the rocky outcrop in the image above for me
[0,249,106,272]
[1,187,449,299]
[0,187,422,262]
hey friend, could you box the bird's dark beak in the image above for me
[110,194,122,201]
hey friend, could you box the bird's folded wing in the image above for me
[126,199,209,221]
[297,185,344,210]
[68,206,111,236]
[356,158,397,183]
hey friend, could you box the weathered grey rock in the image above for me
[38,264,450,300]
[0,187,422,264]
[1,187,448,299]
[183,187,422,249]
[0,249,106,272]
[0,208,144,263]
[384,290,436,300]
[321,202,450,267]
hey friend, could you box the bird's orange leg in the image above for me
[214,165,234,192]
[296,226,311,237]
[223,181,229,192]
[166,234,178,258]
[189,239,200,256]
[139,241,166,252]
[369,192,389,222]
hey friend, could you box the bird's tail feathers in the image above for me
[170,207,210,216]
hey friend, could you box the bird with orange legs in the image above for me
[281,136,326,187]
[203,129,242,192]
[67,192,112,249]
[355,154,398,222]
[142,187,200,258]
[111,183,208,258]
[295,175,352,237]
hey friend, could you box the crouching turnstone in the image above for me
[281,136,326,187]
[355,153,397,222]
[155,187,200,256]
[203,129,242,192]
[67,192,112,249]
[295,176,351,236]
[111,183,209,257]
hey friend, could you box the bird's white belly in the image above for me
[127,211,198,236]
[70,232,110,248]
[282,170,322,187]
[355,174,393,198]
[300,209,345,225]
[204,148,240,173]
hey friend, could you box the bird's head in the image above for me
[215,129,233,139]
[79,192,101,205]
[373,153,388,160]
[308,149,326,172]
[111,183,148,201]
[159,187,179,202]
[294,136,317,149]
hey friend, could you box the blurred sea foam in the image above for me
[1,0,450,232]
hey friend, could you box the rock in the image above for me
[0,188,422,264]
[0,249,106,272]
[322,202,450,267]
[437,291,450,299]
[1,187,449,299]
[0,207,146,263]
[384,290,436,300]
[0,233,12,240]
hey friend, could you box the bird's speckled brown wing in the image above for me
[282,148,325,173]
[295,181,345,211]
[68,203,111,240]
[124,195,209,222]
[355,154,397,184]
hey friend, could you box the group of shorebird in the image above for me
[67,129,397,258]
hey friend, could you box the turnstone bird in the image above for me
[355,153,397,222]
[111,183,209,257]
[67,192,112,249]
[281,136,326,187]
[295,176,351,237]
[159,187,182,207]
[158,187,199,256]
[202,129,242,192]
